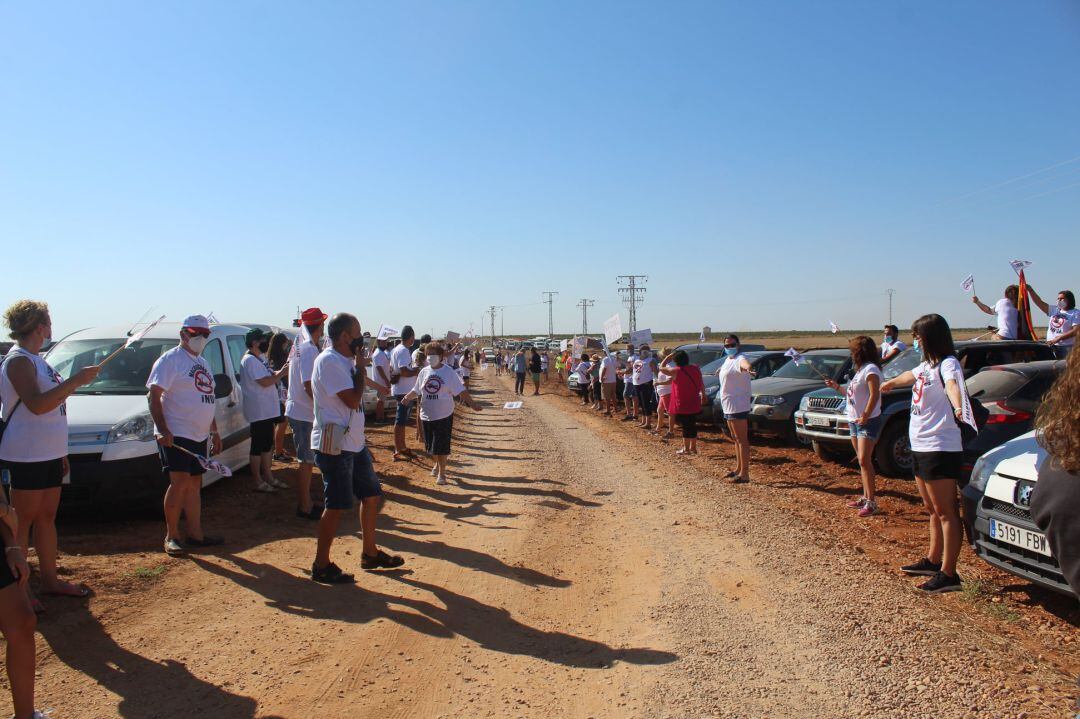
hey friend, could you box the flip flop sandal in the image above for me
[361,550,405,570]
[41,584,90,598]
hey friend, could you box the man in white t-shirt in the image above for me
[619,344,638,421]
[240,328,290,495]
[370,337,392,422]
[880,324,908,361]
[598,352,618,416]
[389,326,422,460]
[310,313,402,585]
[1029,286,1079,359]
[147,314,224,556]
[973,285,1019,340]
[285,307,327,519]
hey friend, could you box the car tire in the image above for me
[812,440,843,463]
[874,418,913,478]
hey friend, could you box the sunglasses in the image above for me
[183,328,211,338]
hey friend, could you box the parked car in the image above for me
[966,431,1075,597]
[794,341,1057,477]
[45,322,249,509]
[673,342,765,369]
[700,351,791,424]
[748,349,851,444]
[483,348,497,363]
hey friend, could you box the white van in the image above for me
[45,322,254,508]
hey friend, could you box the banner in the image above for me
[559,339,568,352]
[445,331,461,344]
[960,274,975,293]
[376,324,399,341]
[602,314,623,345]
[629,328,653,346]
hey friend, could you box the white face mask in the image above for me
[427,355,442,367]
[186,336,208,355]
[1059,299,1069,311]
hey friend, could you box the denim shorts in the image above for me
[848,414,883,440]
[287,418,315,464]
[314,447,382,510]
[724,411,751,422]
[394,394,413,426]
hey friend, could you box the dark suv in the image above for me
[793,341,1056,477]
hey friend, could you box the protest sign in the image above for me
[376,324,399,341]
[1009,259,1032,275]
[629,328,653,346]
[602,314,623,345]
[445,331,461,344]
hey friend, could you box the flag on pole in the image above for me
[1016,269,1039,341]
[173,445,233,477]
[205,312,219,324]
[828,321,840,334]
[960,274,975,293]
[699,328,706,342]
[1009,259,1032,275]
[784,348,805,365]
[126,315,165,347]
[376,324,400,341]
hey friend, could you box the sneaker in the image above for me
[254,481,277,493]
[361,550,405,570]
[436,474,448,486]
[311,561,354,584]
[846,496,867,508]
[296,505,323,520]
[900,557,942,576]
[621,415,635,422]
[918,571,962,593]
[857,500,878,518]
[268,476,290,489]
[431,464,439,477]
[186,535,224,547]
[273,453,293,463]
[164,538,185,556]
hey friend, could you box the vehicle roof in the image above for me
[956,339,1048,349]
[803,348,848,356]
[57,322,257,342]
[980,359,1065,376]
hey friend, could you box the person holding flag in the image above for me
[1028,287,1078,358]
[972,285,1019,340]
[285,308,327,519]
[880,314,974,593]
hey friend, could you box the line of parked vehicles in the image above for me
[566,338,1073,598]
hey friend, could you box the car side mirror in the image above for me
[213,374,233,399]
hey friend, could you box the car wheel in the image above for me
[874,418,913,478]
[812,440,843,463]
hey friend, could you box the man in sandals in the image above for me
[389,325,421,460]
[310,313,404,584]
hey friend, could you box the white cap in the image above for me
[182,314,210,330]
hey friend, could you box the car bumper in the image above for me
[61,452,168,510]
[793,410,850,443]
[973,491,1072,596]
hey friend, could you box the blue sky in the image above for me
[2,1,1079,339]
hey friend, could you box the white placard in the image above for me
[629,328,653,346]
[445,331,461,343]
[376,324,399,341]
[559,339,568,352]
[1009,259,1032,275]
[602,314,623,345]
[503,401,523,410]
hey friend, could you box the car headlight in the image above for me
[107,412,156,443]
[798,395,810,411]
[754,395,786,406]
[968,454,994,493]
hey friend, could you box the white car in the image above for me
[968,430,1074,596]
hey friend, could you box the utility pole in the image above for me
[576,299,595,335]
[617,275,648,333]
[499,307,505,338]
[541,291,559,337]
[886,289,896,325]
[487,306,497,345]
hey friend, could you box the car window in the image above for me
[204,338,226,377]
[1013,374,1057,402]
[47,337,175,395]
[966,369,1028,400]
[755,357,776,378]
[686,349,721,367]
[226,335,247,380]
[772,354,847,380]
[882,347,923,380]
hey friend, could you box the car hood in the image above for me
[803,386,841,399]
[990,431,1045,483]
[63,393,149,432]
[751,376,822,397]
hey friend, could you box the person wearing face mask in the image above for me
[632,345,658,431]
[972,285,1019,340]
[389,325,422,461]
[1028,287,1079,358]
[716,335,754,480]
[880,324,907,361]
[1,301,100,619]
[404,343,483,485]
[310,313,401,584]
[240,328,290,494]
[370,336,393,422]
[147,315,225,557]
[512,348,528,395]
[286,307,328,519]
[619,344,638,421]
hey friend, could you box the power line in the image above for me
[617,275,647,333]
[541,291,559,337]
[576,299,595,335]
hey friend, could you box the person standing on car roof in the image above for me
[972,285,1019,340]
[880,314,973,593]
[285,307,327,519]
[715,335,755,481]
[310,313,403,584]
[880,324,907,361]
[147,315,225,557]
[1027,287,1079,359]
[240,328,290,495]
[1,300,100,613]
[389,326,422,461]
[826,336,883,517]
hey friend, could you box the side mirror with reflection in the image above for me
[214,374,233,399]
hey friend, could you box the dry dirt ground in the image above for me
[4,369,1078,718]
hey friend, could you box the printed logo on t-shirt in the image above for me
[422,375,444,400]
[1050,314,1065,331]
[911,369,930,415]
[191,366,216,404]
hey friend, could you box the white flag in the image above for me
[126,315,165,347]
[960,274,975,293]
[784,348,805,365]
[602,314,622,346]
[828,321,840,334]
[699,328,706,342]
[1009,259,1032,275]
[376,324,400,341]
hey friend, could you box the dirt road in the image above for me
[10,370,1078,718]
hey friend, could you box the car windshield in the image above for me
[772,354,846,380]
[47,338,176,395]
[685,349,722,367]
[882,346,923,380]
[700,357,726,374]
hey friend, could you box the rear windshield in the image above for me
[772,354,846,380]
[47,338,175,395]
[965,369,1029,399]
[685,349,722,367]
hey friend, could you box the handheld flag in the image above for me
[828,321,840,334]
[1015,269,1039,341]
[376,324,400,341]
[98,315,166,368]
[172,445,233,477]
[1009,259,1032,275]
[960,274,975,293]
[784,348,804,365]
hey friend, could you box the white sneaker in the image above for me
[431,464,439,477]
[436,474,448,486]
[268,476,290,489]
[254,481,277,493]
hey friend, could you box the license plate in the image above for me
[808,416,831,428]
[988,518,1052,557]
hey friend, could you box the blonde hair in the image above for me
[1036,349,1080,473]
[4,300,50,340]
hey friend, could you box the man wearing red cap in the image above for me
[285,308,328,519]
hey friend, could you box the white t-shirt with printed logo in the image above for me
[599,355,617,384]
[880,340,907,359]
[633,356,655,385]
[845,363,883,422]
[993,299,1018,340]
[369,348,392,392]
[311,348,366,454]
[390,343,416,395]
[0,348,68,462]
[240,353,281,423]
[285,341,320,422]
[413,364,466,422]
[1047,307,1080,346]
[146,345,217,442]
[909,357,964,453]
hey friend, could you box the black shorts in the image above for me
[0,536,15,591]
[675,413,699,439]
[249,418,275,455]
[159,436,210,476]
[272,403,286,425]
[1,458,64,491]
[423,416,454,456]
[912,451,962,482]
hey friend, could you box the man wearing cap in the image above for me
[285,307,326,519]
[147,315,225,556]
[240,328,290,494]
[370,336,392,423]
[389,325,421,460]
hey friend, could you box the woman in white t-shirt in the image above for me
[716,335,755,483]
[653,349,675,438]
[573,354,593,406]
[1029,286,1079,359]
[881,314,971,594]
[239,329,290,494]
[826,336,883,517]
[972,285,1019,340]
[403,343,482,485]
[1,301,100,624]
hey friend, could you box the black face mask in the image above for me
[258,340,270,353]
[349,337,365,354]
